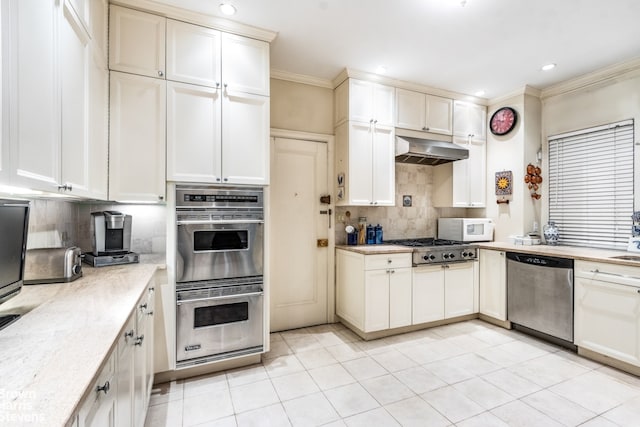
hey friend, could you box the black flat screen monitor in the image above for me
[0,199,30,305]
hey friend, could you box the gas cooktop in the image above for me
[385,237,477,265]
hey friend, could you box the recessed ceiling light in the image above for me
[474,90,486,97]
[376,66,387,75]
[541,63,556,71]
[219,3,237,15]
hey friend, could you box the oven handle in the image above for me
[176,219,264,225]
[177,291,264,305]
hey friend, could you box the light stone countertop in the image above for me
[335,244,414,255]
[0,262,161,427]
[477,242,640,266]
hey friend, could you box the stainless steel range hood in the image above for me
[395,129,469,166]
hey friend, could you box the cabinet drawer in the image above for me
[365,253,411,270]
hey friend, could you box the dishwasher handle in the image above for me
[506,252,574,269]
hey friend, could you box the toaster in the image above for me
[23,247,83,285]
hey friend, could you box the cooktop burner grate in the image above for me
[385,238,464,247]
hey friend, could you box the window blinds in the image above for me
[548,119,634,250]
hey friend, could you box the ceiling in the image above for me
[153,0,640,98]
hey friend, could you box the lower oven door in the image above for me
[176,285,264,366]
[176,220,264,283]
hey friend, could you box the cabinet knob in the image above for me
[422,126,429,131]
[158,70,164,77]
[148,287,155,293]
[135,335,145,346]
[139,303,148,310]
[147,310,154,316]
[223,178,229,182]
[216,82,220,88]
[390,269,395,274]
[96,381,110,395]
[637,289,640,294]
[216,178,221,182]
[387,259,392,264]
[158,195,164,201]
[124,329,134,339]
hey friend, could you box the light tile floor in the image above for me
[146,320,640,427]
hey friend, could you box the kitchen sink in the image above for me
[609,255,640,262]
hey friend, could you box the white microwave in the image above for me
[438,218,494,242]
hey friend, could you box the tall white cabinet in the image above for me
[334,79,395,206]
[6,0,108,198]
[110,8,271,190]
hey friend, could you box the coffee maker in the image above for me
[84,211,139,267]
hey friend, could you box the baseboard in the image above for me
[154,354,262,384]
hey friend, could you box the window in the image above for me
[548,119,634,250]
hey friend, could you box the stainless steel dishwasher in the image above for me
[506,252,575,347]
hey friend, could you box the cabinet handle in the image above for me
[57,184,72,191]
[422,126,429,131]
[148,287,155,293]
[223,178,229,182]
[387,259,392,264]
[139,303,148,310]
[637,289,640,294]
[216,178,221,182]
[158,70,164,77]
[589,269,640,282]
[390,269,395,274]
[158,195,164,201]
[124,329,134,339]
[96,381,110,395]
[135,335,144,346]
[216,82,220,89]
[147,310,154,316]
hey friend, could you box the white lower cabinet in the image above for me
[336,250,412,333]
[412,262,477,324]
[78,283,155,427]
[78,351,116,427]
[574,260,640,367]
[479,249,507,321]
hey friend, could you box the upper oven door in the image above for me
[176,220,264,283]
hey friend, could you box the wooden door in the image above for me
[270,138,329,331]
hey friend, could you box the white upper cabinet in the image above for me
[166,20,221,88]
[109,72,166,202]
[167,82,222,183]
[453,100,487,142]
[395,89,453,135]
[221,33,270,96]
[109,5,166,79]
[7,0,107,199]
[222,90,270,185]
[335,79,394,127]
[90,0,108,66]
[451,137,486,208]
[9,0,60,192]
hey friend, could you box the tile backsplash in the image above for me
[26,199,167,255]
[334,163,467,244]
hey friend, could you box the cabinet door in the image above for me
[116,318,134,427]
[166,20,221,87]
[221,33,269,96]
[412,266,445,324]
[364,269,390,332]
[109,5,165,79]
[347,122,373,205]
[60,1,91,196]
[575,277,640,366]
[221,90,269,185]
[453,101,486,142]
[348,79,373,124]
[87,51,109,200]
[425,95,453,135]
[109,72,166,202]
[371,125,395,206]
[467,139,486,207]
[479,250,507,321]
[451,146,470,208]
[9,0,60,192]
[372,84,395,127]
[444,262,476,318]
[167,82,222,183]
[133,308,147,427]
[389,268,412,329]
[395,89,425,131]
[78,352,116,427]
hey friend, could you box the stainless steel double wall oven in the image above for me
[175,185,264,367]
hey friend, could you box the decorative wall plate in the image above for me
[495,171,513,196]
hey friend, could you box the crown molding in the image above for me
[331,68,488,105]
[541,57,640,99]
[488,85,541,106]
[110,0,277,42]
[270,69,333,89]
